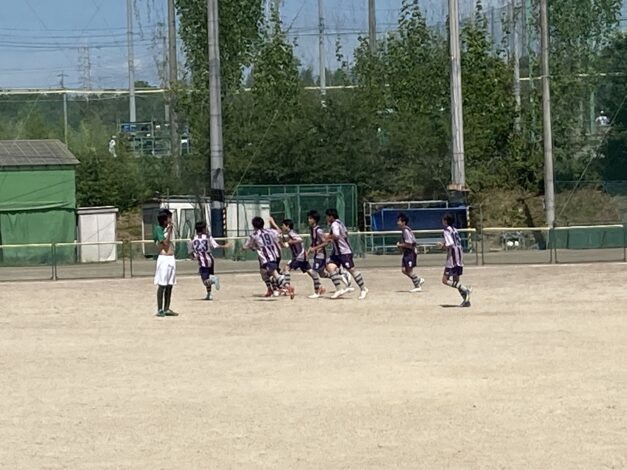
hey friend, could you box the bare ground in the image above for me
[1,263,626,469]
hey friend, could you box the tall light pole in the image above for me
[167,0,179,174]
[208,0,225,237]
[127,0,136,123]
[448,0,466,192]
[368,0,377,53]
[318,0,326,97]
[540,0,555,227]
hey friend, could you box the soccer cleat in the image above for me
[331,288,348,299]
[358,288,369,300]
[341,273,355,292]
[264,288,274,298]
[287,286,295,300]
[210,275,220,291]
[156,310,166,317]
[205,292,213,301]
[308,287,326,299]
[460,287,473,308]
[164,309,179,316]
[273,290,280,297]
[410,278,425,293]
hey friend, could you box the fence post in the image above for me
[52,243,58,281]
[480,229,485,266]
[550,228,556,264]
[128,241,134,278]
[474,230,479,266]
[121,241,127,279]
[623,224,626,263]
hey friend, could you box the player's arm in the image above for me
[243,235,255,251]
[210,236,231,249]
[437,231,453,250]
[268,217,281,232]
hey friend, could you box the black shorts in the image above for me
[330,254,355,270]
[444,266,463,278]
[199,266,214,280]
[261,262,279,273]
[289,259,311,273]
[402,252,417,269]
[312,257,326,273]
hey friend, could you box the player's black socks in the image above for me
[164,285,173,310]
[157,285,165,311]
[353,271,365,289]
[283,272,291,285]
[447,279,468,294]
[330,271,342,289]
[409,274,421,287]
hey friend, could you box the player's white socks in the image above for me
[308,271,322,292]
[329,271,343,289]
[409,273,421,288]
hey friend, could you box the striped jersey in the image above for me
[310,225,327,260]
[329,219,352,256]
[189,233,220,268]
[244,229,282,265]
[286,229,306,262]
[443,225,464,268]
[400,226,417,255]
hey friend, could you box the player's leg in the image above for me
[156,285,166,316]
[270,264,294,299]
[326,259,347,298]
[347,262,368,300]
[444,268,471,307]
[403,255,424,292]
[260,268,274,297]
[163,258,178,315]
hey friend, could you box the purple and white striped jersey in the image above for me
[310,225,327,260]
[330,219,352,256]
[443,225,464,268]
[286,229,306,262]
[401,226,417,255]
[189,233,220,268]
[244,229,282,265]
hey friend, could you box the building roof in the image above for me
[0,140,79,168]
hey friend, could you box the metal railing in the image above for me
[0,225,625,282]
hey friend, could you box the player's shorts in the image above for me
[261,261,279,273]
[330,254,355,270]
[444,266,463,278]
[199,265,215,280]
[402,252,417,269]
[289,259,311,273]
[154,255,176,286]
[312,257,326,273]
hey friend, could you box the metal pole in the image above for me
[540,0,555,228]
[511,0,521,132]
[167,0,179,175]
[58,72,68,145]
[448,0,466,190]
[127,0,137,123]
[368,0,377,53]
[318,0,326,96]
[208,0,225,238]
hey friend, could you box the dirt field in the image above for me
[1,263,626,469]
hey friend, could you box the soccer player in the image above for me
[396,213,425,293]
[324,208,368,300]
[189,221,230,300]
[244,216,295,299]
[153,209,178,317]
[269,216,325,299]
[438,213,472,307]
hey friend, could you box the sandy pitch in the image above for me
[1,263,626,469]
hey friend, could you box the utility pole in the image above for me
[167,0,179,175]
[58,72,68,145]
[511,0,521,132]
[318,0,326,97]
[540,0,555,227]
[127,0,136,123]
[368,0,377,53]
[448,0,466,192]
[207,0,225,237]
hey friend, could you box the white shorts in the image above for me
[154,255,176,286]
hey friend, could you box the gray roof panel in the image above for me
[0,140,80,167]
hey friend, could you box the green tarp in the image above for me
[553,226,626,249]
[0,168,76,264]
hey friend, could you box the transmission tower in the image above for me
[78,46,93,90]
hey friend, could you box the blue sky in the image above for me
[0,0,625,89]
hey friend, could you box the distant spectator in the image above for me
[596,111,610,128]
[108,136,117,157]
